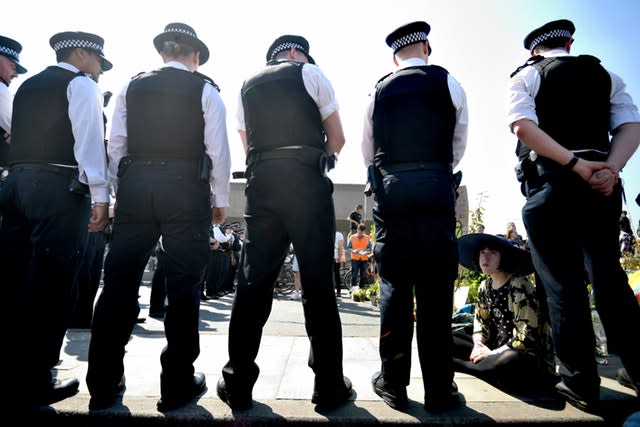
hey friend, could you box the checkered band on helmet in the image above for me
[163,26,197,38]
[0,45,19,58]
[528,29,573,50]
[391,31,428,52]
[51,39,104,54]
[270,42,304,61]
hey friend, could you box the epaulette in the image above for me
[577,54,601,65]
[509,55,545,78]
[194,71,221,92]
[130,71,146,80]
[427,64,449,74]
[375,72,393,87]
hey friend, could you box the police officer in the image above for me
[86,22,231,412]
[362,21,469,412]
[217,34,350,411]
[221,222,242,294]
[507,19,640,411]
[203,223,232,299]
[0,35,27,170]
[0,31,111,406]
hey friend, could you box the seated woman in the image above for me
[453,233,557,393]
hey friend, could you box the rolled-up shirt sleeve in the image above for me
[609,70,640,130]
[0,84,12,135]
[361,94,375,167]
[302,64,339,120]
[448,74,468,169]
[203,83,231,207]
[107,82,129,195]
[68,73,110,203]
[505,66,541,130]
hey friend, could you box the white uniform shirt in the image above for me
[0,82,12,135]
[334,231,344,260]
[361,57,469,169]
[236,62,339,132]
[212,224,232,243]
[108,61,231,207]
[506,49,640,131]
[57,62,110,204]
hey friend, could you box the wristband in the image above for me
[564,155,579,170]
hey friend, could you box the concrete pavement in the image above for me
[16,279,640,426]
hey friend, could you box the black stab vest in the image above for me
[515,55,611,161]
[372,65,456,166]
[241,61,325,151]
[10,66,82,165]
[126,67,206,160]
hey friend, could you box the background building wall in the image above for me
[225,182,469,236]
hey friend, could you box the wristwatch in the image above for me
[564,155,579,170]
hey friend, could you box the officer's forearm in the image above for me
[512,119,575,166]
[608,122,640,174]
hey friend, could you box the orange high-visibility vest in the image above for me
[349,234,370,261]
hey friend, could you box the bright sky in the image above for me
[5,0,640,237]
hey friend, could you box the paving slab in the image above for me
[12,282,640,425]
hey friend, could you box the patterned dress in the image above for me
[473,275,555,376]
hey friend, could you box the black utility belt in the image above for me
[126,156,200,166]
[119,155,211,183]
[11,162,78,176]
[247,146,328,174]
[10,163,89,196]
[378,162,451,176]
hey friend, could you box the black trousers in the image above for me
[150,247,167,315]
[373,169,458,397]
[452,335,553,392]
[70,231,107,328]
[87,161,210,397]
[334,260,342,293]
[0,167,90,391]
[523,173,640,398]
[202,249,229,295]
[222,159,344,394]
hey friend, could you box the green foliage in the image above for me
[620,240,640,271]
[454,195,489,304]
[365,283,379,302]
[352,287,369,302]
[456,267,485,304]
[469,192,488,234]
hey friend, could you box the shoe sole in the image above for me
[617,369,640,394]
[157,385,207,412]
[556,388,596,413]
[311,389,353,410]
[216,379,253,410]
[373,386,408,410]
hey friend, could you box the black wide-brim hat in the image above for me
[154,22,209,65]
[266,35,315,65]
[386,21,432,55]
[0,35,27,74]
[49,31,113,71]
[524,19,575,51]
[458,233,534,276]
